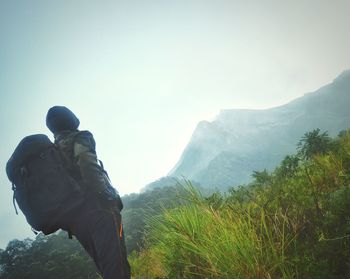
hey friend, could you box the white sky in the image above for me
[1,0,350,247]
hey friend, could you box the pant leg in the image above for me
[115,209,131,279]
[89,209,131,279]
[117,211,130,278]
[71,207,130,279]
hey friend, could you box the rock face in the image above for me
[169,70,350,190]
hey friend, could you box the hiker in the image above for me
[46,106,131,279]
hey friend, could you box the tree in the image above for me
[277,155,300,178]
[0,231,98,279]
[297,128,332,159]
[251,169,271,186]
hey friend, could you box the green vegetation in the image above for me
[0,231,99,279]
[130,129,350,278]
[122,182,192,253]
[2,129,350,279]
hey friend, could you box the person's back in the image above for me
[46,106,130,279]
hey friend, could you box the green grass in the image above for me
[134,183,296,279]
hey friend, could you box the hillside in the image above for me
[168,70,350,189]
[130,130,350,279]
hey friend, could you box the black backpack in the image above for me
[6,134,85,235]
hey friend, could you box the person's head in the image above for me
[46,106,80,134]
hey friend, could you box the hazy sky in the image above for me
[1,0,350,247]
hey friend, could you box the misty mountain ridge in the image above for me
[148,70,350,191]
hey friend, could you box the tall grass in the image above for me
[136,184,296,279]
[130,132,350,278]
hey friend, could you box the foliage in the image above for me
[132,183,295,279]
[131,129,350,278]
[122,182,196,253]
[297,128,332,159]
[0,231,99,279]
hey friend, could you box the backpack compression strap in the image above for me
[11,183,18,215]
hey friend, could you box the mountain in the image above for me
[168,70,350,190]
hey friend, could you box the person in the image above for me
[46,106,130,279]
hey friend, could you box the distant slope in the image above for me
[169,70,350,189]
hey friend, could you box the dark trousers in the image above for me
[64,199,131,279]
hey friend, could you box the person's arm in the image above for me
[73,131,106,193]
[73,131,124,210]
